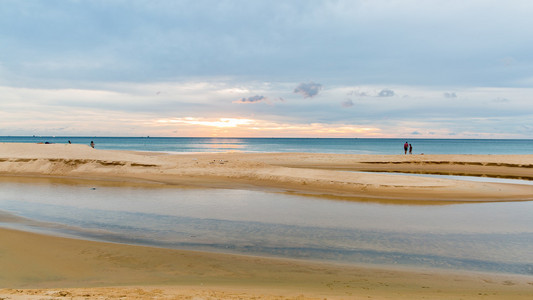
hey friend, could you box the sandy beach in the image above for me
[1,143,533,299]
[1,143,532,202]
[1,227,533,299]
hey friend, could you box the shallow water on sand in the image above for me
[362,172,533,185]
[1,177,532,276]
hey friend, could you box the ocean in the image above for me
[1,136,533,154]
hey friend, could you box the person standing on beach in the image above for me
[409,143,413,154]
[90,141,95,148]
[404,142,408,154]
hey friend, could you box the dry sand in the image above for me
[1,143,533,202]
[1,142,533,299]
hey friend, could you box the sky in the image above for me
[1,0,532,138]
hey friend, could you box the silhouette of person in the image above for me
[409,143,413,154]
[90,141,95,148]
[404,142,409,154]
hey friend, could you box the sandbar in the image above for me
[1,142,533,299]
[1,143,532,202]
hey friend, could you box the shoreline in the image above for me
[1,227,532,299]
[1,143,533,298]
[1,143,533,202]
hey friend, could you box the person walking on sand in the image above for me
[90,141,95,148]
[409,143,413,154]
[404,141,409,154]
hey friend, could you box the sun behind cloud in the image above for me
[157,117,254,128]
[154,117,382,137]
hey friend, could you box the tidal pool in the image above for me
[1,177,532,276]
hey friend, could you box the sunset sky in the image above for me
[1,0,532,138]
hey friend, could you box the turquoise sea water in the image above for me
[1,136,533,154]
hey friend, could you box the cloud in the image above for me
[235,95,266,103]
[2,79,533,139]
[233,94,286,104]
[342,99,354,108]
[377,89,395,97]
[444,92,457,98]
[2,1,533,89]
[294,82,322,98]
[158,117,254,128]
[347,90,368,97]
[492,97,509,103]
[347,88,399,98]
[154,117,382,137]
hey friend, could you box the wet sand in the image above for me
[1,143,533,299]
[1,227,533,299]
[1,143,533,202]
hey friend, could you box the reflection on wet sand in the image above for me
[1,177,533,276]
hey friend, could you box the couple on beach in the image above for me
[404,142,413,154]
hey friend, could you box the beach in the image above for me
[1,143,533,299]
[1,143,533,202]
[1,227,533,300]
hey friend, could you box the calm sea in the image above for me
[1,136,533,154]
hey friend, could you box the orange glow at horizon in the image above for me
[158,117,254,128]
[154,117,383,137]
